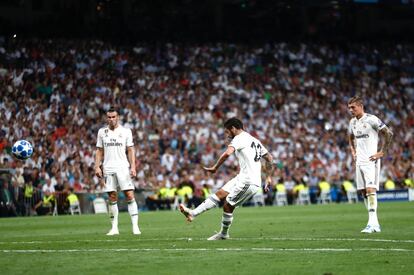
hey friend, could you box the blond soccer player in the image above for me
[348,96,393,233]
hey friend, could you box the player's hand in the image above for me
[95,167,102,178]
[130,167,136,178]
[264,177,272,193]
[203,166,217,173]
[99,179,105,189]
[369,151,384,162]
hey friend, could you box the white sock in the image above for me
[220,212,233,236]
[127,199,139,228]
[109,201,119,230]
[191,194,220,217]
[367,192,379,226]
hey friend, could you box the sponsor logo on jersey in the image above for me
[104,142,123,146]
[355,134,369,139]
[104,139,123,147]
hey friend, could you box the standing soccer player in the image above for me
[348,96,393,233]
[95,108,141,235]
[179,118,274,240]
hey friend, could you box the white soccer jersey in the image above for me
[96,125,134,173]
[229,131,268,187]
[348,113,386,166]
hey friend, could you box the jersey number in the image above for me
[251,142,262,162]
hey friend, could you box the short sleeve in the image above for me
[229,135,243,151]
[126,129,134,147]
[368,115,386,131]
[260,143,268,157]
[348,120,353,135]
[96,129,103,148]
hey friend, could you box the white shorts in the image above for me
[103,167,134,192]
[222,176,260,207]
[356,160,380,191]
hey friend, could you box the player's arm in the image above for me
[203,146,235,173]
[369,126,393,161]
[127,146,136,177]
[348,133,356,162]
[95,147,104,178]
[262,153,274,193]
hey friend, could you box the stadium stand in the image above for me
[0,39,413,213]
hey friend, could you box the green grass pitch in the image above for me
[1,202,413,275]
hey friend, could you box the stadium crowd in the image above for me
[0,39,413,215]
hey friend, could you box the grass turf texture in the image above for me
[0,202,413,275]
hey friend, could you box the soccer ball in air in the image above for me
[12,140,33,160]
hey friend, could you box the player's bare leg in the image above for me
[125,190,141,235]
[107,191,119,236]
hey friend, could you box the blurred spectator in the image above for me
[384,179,396,191]
[11,180,25,216]
[42,178,55,194]
[317,178,331,197]
[0,181,17,217]
[404,177,413,189]
[273,179,286,198]
[34,190,54,216]
[340,179,357,202]
[65,188,80,214]
[23,181,36,216]
[292,180,308,202]
[12,170,25,188]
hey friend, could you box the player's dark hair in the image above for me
[348,95,363,106]
[107,107,118,114]
[224,117,244,130]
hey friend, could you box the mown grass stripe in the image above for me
[1,247,413,253]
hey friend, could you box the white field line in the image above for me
[241,237,414,243]
[1,247,413,253]
[0,237,413,245]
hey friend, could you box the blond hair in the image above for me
[348,95,363,106]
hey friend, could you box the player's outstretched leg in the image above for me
[107,200,119,235]
[127,198,141,235]
[179,194,220,222]
[191,194,220,217]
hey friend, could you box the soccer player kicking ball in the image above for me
[179,118,274,240]
[348,96,393,233]
[95,107,141,236]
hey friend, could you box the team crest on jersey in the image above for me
[104,129,108,137]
